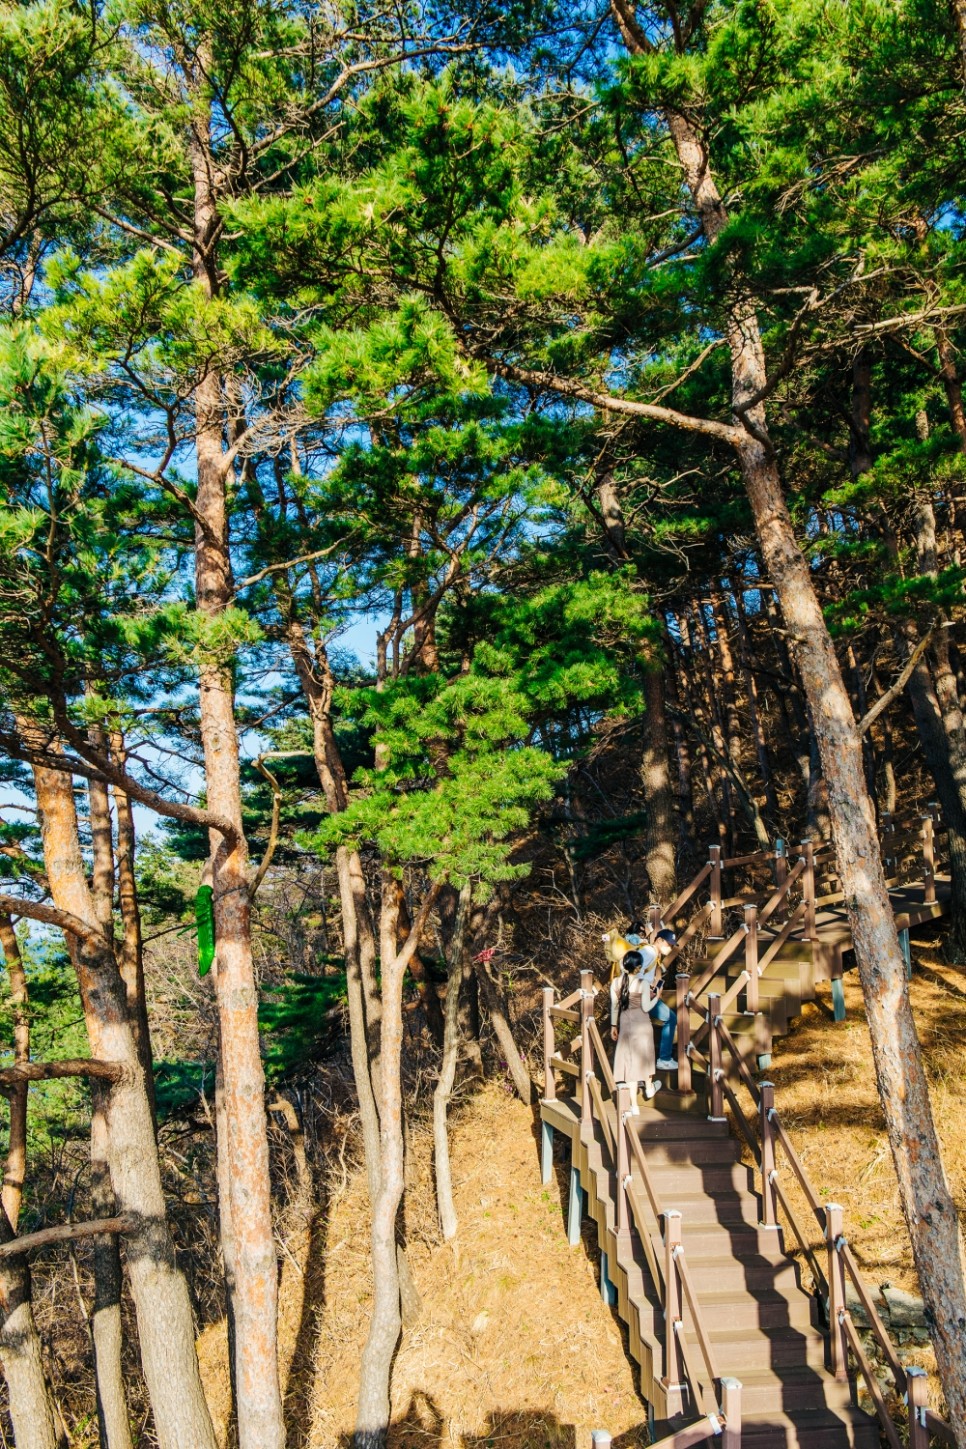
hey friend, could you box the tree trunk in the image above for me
[733,585,779,819]
[473,952,532,1104]
[190,121,283,1449]
[0,917,28,1229]
[31,753,216,1449]
[0,1205,62,1449]
[355,881,437,1448]
[601,32,966,1418]
[90,1088,133,1449]
[0,918,63,1449]
[664,636,696,865]
[739,429,966,1440]
[433,884,471,1241]
[111,735,156,1111]
[641,667,677,902]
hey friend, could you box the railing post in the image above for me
[648,903,662,939]
[921,814,936,904]
[759,1082,779,1230]
[744,905,759,1013]
[676,972,692,1095]
[542,987,556,1103]
[709,845,723,938]
[708,994,725,1122]
[615,1082,632,1242]
[773,838,787,925]
[825,1203,848,1381]
[580,970,595,1130]
[662,1209,685,1416]
[720,1376,742,1449]
[801,841,816,941]
[907,1365,929,1449]
[590,1432,612,1448]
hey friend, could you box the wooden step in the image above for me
[707,1323,827,1371]
[691,1286,814,1331]
[648,1187,758,1224]
[734,1364,855,1413]
[679,1250,803,1294]
[646,1160,755,1194]
[725,1406,881,1448]
[700,978,792,1035]
[711,967,803,1019]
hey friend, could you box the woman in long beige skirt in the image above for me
[609,949,661,1113]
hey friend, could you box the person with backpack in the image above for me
[610,949,661,1112]
[644,928,678,1072]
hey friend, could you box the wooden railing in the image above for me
[544,973,740,1441]
[589,1380,742,1448]
[689,1000,956,1449]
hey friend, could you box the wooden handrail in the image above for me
[661,861,713,924]
[755,901,806,976]
[757,856,805,926]
[659,902,713,979]
[625,1180,663,1288]
[926,1410,957,1446]
[549,1006,580,1024]
[587,1019,616,1095]
[771,1175,828,1299]
[720,1075,761,1165]
[559,988,582,1010]
[625,1116,665,1225]
[674,1245,721,1395]
[713,1018,761,1106]
[839,1242,906,1391]
[642,1412,736,1449]
[717,971,749,1016]
[770,1115,825,1220]
[722,850,775,869]
[839,1312,902,1449]
[687,923,745,1003]
[588,1075,616,1158]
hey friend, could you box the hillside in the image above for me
[195,937,965,1445]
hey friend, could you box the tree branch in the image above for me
[0,1060,124,1087]
[0,1215,137,1259]
[484,357,740,445]
[0,892,110,951]
[858,630,936,736]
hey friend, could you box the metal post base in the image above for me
[541,1120,554,1184]
[600,1250,617,1306]
[899,927,912,979]
[757,1054,772,1071]
[831,975,846,1022]
[567,1164,584,1246]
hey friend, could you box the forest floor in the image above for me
[196,933,966,1446]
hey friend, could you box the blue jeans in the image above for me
[649,998,677,1060]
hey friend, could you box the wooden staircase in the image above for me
[544,1086,879,1447]
[540,818,956,1447]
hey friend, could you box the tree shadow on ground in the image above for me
[379,1388,650,1448]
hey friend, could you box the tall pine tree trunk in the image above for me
[189,117,283,1449]
[85,755,133,1449]
[0,917,63,1449]
[31,753,216,1449]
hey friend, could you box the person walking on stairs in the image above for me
[648,928,678,1072]
[610,950,661,1112]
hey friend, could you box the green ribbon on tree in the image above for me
[195,885,215,977]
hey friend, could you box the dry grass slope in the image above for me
[197,937,966,1446]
